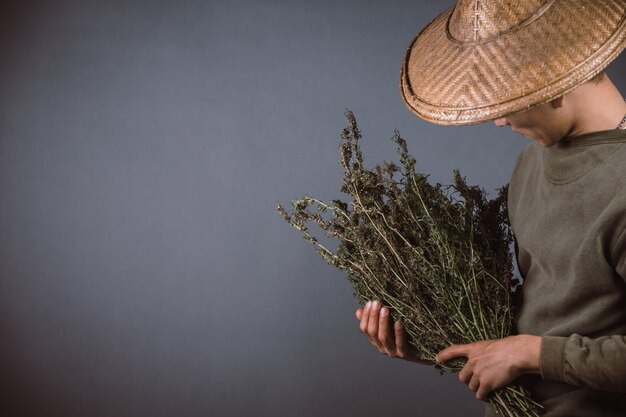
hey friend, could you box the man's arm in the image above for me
[437,333,626,400]
[357,304,626,399]
[540,334,626,392]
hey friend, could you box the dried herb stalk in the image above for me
[277,111,541,417]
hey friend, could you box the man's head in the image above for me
[493,99,567,147]
[493,71,626,147]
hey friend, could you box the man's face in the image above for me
[494,101,567,147]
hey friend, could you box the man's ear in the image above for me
[550,96,564,109]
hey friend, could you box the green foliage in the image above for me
[277,111,540,417]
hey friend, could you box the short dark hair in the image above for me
[588,71,606,84]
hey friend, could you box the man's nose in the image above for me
[494,118,510,127]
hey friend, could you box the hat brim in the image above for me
[401,0,626,125]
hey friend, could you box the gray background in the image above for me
[0,1,624,416]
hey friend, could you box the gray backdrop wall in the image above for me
[0,1,624,416]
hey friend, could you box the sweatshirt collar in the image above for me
[542,129,626,185]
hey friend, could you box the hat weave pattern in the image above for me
[401,0,626,125]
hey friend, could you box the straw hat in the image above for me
[400,0,626,125]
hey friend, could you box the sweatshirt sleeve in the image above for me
[540,334,626,392]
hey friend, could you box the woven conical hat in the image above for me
[400,0,626,125]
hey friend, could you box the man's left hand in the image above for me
[435,335,542,401]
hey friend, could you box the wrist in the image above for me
[516,334,542,374]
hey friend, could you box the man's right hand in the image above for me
[356,300,434,365]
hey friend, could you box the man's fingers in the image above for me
[359,300,383,350]
[394,320,408,357]
[468,374,480,392]
[436,344,471,363]
[476,383,491,401]
[378,307,396,354]
[367,301,382,347]
[459,362,472,384]
[359,301,371,334]
[355,308,363,320]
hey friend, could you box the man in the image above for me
[355,1,626,416]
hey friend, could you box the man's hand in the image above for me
[355,300,433,365]
[436,335,542,401]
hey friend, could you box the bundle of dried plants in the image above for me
[277,111,541,417]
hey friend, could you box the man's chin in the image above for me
[511,128,545,144]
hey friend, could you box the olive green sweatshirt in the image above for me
[485,129,626,417]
